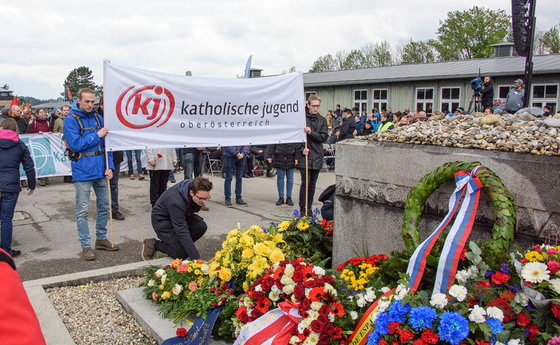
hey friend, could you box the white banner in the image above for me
[103,61,307,151]
[19,133,72,178]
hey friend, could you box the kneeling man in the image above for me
[142,176,212,260]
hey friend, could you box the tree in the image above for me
[343,49,366,69]
[397,39,439,64]
[540,25,560,54]
[431,6,510,61]
[309,54,337,72]
[363,41,393,67]
[334,51,348,70]
[63,66,98,100]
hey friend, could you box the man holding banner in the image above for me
[63,88,119,261]
[298,95,328,215]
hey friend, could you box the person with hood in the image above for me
[63,88,118,261]
[0,118,36,257]
[370,109,381,132]
[297,95,328,216]
[142,176,212,260]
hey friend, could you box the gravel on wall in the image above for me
[46,276,157,345]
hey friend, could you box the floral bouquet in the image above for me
[143,258,236,324]
[337,255,388,291]
[272,210,333,266]
[234,258,349,345]
[212,224,289,293]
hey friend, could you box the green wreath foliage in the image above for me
[401,161,516,253]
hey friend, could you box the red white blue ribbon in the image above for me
[406,167,482,293]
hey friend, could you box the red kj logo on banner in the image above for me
[116,85,175,129]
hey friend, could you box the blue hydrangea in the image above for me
[388,300,411,323]
[408,306,437,331]
[487,317,504,342]
[367,331,380,345]
[373,312,390,335]
[437,311,470,345]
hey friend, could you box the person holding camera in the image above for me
[480,76,494,109]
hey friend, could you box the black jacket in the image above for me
[296,113,328,170]
[266,143,301,170]
[481,81,494,108]
[338,116,356,141]
[0,129,36,192]
[151,180,202,259]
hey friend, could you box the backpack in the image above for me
[63,113,103,162]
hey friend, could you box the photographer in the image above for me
[480,76,494,109]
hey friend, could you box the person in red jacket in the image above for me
[0,248,46,344]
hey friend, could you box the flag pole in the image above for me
[305,142,309,217]
[105,146,115,248]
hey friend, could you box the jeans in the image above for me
[276,168,294,198]
[224,156,245,200]
[75,178,110,248]
[0,191,20,255]
[126,150,143,175]
[299,168,321,213]
[110,162,121,213]
[183,152,197,180]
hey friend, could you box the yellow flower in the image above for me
[242,248,254,259]
[247,256,269,279]
[218,267,232,282]
[228,228,240,237]
[274,233,285,243]
[208,261,219,277]
[269,248,285,263]
[249,225,264,233]
[243,281,249,292]
[264,240,277,249]
[254,242,272,256]
[194,269,202,276]
[158,285,164,290]
[215,251,222,260]
[240,235,254,247]
[525,251,544,262]
[296,220,310,231]
[277,221,292,232]
[161,291,171,300]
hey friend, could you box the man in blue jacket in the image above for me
[223,145,249,207]
[63,88,118,261]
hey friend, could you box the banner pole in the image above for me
[305,142,309,217]
[105,150,115,247]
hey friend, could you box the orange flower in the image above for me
[333,302,344,317]
[309,287,324,302]
[170,258,182,269]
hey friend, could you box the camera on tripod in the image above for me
[470,76,483,95]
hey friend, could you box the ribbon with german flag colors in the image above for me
[348,289,395,345]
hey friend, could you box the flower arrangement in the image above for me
[234,258,349,345]
[143,258,236,323]
[337,255,388,291]
[212,224,289,292]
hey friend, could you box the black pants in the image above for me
[154,214,207,259]
[149,170,170,207]
[110,163,121,212]
[299,168,321,213]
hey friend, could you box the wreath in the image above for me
[401,161,516,253]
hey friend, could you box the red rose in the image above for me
[216,289,223,296]
[294,283,306,300]
[311,320,326,333]
[300,298,311,311]
[421,329,439,344]
[292,270,304,283]
[176,327,187,337]
[319,304,331,317]
[262,277,274,291]
[551,303,560,319]
[491,271,510,285]
[212,302,218,308]
[516,311,531,326]
[533,245,542,253]
[388,322,400,335]
[319,334,331,345]
[397,329,414,343]
[413,339,427,345]
[528,324,539,341]
[209,287,215,293]
[304,280,316,288]
[251,308,263,320]
[221,283,228,290]
[324,275,334,284]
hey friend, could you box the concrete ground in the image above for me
[13,170,335,281]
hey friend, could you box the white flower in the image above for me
[507,339,521,345]
[303,332,319,345]
[514,292,529,307]
[377,298,391,312]
[161,274,167,285]
[455,270,469,283]
[365,288,376,302]
[468,265,480,278]
[289,336,300,345]
[155,269,165,278]
[282,284,294,295]
[486,306,504,322]
[521,261,550,283]
[350,311,358,320]
[200,264,209,275]
[328,313,335,322]
[284,264,294,277]
[297,321,306,334]
[357,296,366,308]
[171,284,183,296]
[310,302,322,311]
[271,285,282,296]
[430,293,448,308]
[147,279,155,287]
[255,284,263,292]
[323,283,337,296]
[395,284,409,300]
[381,287,391,294]
[312,266,325,276]
[269,292,280,302]
[280,274,295,286]
[495,342,506,345]
[448,285,467,302]
[469,305,487,323]
[550,278,560,294]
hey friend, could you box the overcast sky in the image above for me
[2,0,558,100]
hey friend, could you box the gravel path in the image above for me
[46,276,157,345]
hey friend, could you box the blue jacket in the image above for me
[63,101,114,182]
[0,129,36,192]
[223,146,249,158]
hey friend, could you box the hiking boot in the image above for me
[266,171,275,177]
[11,250,21,258]
[112,211,125,220]
[129,174,135,180]
[95,239,120,251]
[276,197,284,206]
[236,198,248,206]
[201,205,209,211]
[82,247,96,261]
[138,174,145,180]
[286,197,294,206]
[142,238,156,260]
[225,199,232,207]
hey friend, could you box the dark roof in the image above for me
[303,54,560,87]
